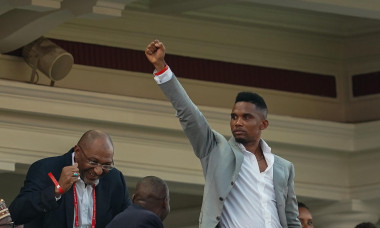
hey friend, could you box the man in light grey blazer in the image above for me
[145,40,301,228]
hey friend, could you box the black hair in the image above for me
[355,222,378,228]
[134,176,170,221]
[298,202,310,210]
[235,92,268,117]
[137,176,169,200]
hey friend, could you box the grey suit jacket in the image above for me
[159,74,300,228]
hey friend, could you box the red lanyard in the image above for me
[73,183,96,228]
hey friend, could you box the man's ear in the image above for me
[131,194,136,203]
[74,145,79,161]
[260,119,269,130]
[161,197,167,208]
[162,196,169,209]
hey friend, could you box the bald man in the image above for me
[106,176,170,228]
[9,130,131,228]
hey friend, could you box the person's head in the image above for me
[298,202,313,228]
[355,222,378,228]
[74,130,114,185]
[230,92,269,146]
[132,176,170,221]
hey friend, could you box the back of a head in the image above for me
[133,176,170,221]
[355,222,378,228]
[235,92,268,117]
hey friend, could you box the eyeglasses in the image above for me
[76,144,114,171]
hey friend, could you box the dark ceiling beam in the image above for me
[147,0,236,14]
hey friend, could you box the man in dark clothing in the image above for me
[106,176,170,228]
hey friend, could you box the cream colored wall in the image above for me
[1,58,380,226]
[3,9,380,123]
[39,9,380,123]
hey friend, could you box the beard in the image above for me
[81,167,101,185]
[234,136,247,144]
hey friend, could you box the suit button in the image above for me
[219,197,223,201]
[216,216,220,221]
[231,181,234,185]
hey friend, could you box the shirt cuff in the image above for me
[153,65,173,84]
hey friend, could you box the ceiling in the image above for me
[2,0,380,53]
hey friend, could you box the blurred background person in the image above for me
[298,202,313,228]
[106,176,170,228]
[355,222,378,228]
[0,198,23,228]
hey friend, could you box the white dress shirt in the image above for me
[220,140,282,228]
[71,153,99,228]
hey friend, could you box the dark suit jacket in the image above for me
[9,148,131,228]
[105,204,163,228]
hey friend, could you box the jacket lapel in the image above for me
[228,137,244,173]
[62,150,75,228]
[273,156,285,207]
[64,187,74,228]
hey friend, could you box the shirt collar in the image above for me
[237,139,274,168]
[237,139,272,154]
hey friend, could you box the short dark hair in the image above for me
[355,222,378,228]
[134,176,170,221]
[298,202,310,210]
[135,176,169,204]
[235,92,268,117]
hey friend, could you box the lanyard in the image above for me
[73,183,96,228]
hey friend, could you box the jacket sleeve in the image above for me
[118,170,131,212]
[158,74,217,160]
[9,160,59,225]
[286,163,301,228]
